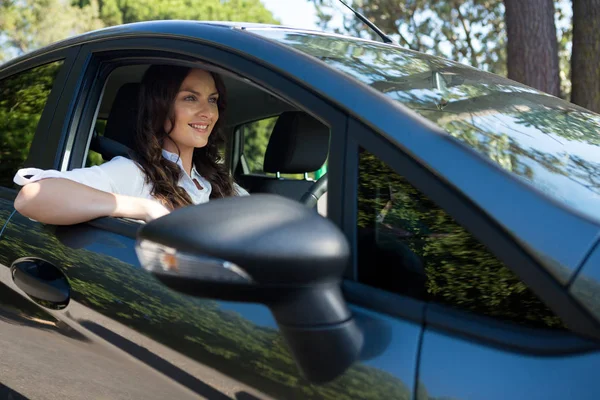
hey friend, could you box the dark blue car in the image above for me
[1,21,600,399]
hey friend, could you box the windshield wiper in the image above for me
[338,0,394,44]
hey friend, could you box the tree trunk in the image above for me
[571,0,600,113]
[504,0,561,96]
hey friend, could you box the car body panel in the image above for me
[418,327,600,400]
[570,240,600,326]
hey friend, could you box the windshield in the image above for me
[251,29,600,222]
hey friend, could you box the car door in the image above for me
[0,50,208,400]
[344,118,600,400]
[1,36,422,399]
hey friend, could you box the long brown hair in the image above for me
[134,64,234,209]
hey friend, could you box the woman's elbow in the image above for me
[14,183,41,216]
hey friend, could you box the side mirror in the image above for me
[135,194,362,383]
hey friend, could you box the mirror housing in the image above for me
[136,194,362,383]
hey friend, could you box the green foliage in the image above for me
[85,119,107,167]
[242,117,277,173]
[0,0,278,62]
[0,0,104,61]
[85,0,278,26]
[0,61,64,188]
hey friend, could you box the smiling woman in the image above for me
[12,64,248,225]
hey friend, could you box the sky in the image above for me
[259,0,349,31]
[260,0,574,32]
[259,0,319,29]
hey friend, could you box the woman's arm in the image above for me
[14,178,169,225]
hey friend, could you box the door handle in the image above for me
[11,257,70,309]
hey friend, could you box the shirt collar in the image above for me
[161,149,183,165]
[161,148,204,183]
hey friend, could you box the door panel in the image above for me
[0,221,201,399]
[1,212,419,399]
[0,190,15,238]
[418,328,600,399]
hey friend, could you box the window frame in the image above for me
[344,117,600,345]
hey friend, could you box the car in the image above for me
[2,19,600,400]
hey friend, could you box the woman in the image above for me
[14,65,248,224]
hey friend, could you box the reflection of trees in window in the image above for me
[358,150,564,329]
[419,102,600,216]
[0,61,63,187]
[515,106,600,145]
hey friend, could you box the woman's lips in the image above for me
[189,123,210,133]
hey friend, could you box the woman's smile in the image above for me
[188,122,210,134]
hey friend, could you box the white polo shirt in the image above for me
[14,149,249,204]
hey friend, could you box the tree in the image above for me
[571,0,600,113]
[309,0,574,98]
[504,0,561,96]
[0,0,104,62]
[310,0,506,74]
[0,0,278,63]
[74,0,278,27]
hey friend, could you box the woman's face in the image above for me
[164,69,219,151]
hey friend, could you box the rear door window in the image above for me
[240,116,327,179]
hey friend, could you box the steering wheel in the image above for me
[300,173,328,208]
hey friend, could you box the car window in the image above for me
[240,116,327,180]
[0,60,64,187]
[241,116,278,174]
[357,148,565,330]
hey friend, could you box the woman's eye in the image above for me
[209,97,218,104]
[184,95,196,101]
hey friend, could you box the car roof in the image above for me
[0,20,374,71]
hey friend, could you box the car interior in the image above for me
[85,63,330,215]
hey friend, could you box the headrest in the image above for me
[103,82,140,152]
[263,111,330,173]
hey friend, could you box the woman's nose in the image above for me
[195,100,214,116]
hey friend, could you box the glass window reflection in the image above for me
[0,60,64,188]
[357,148,565,330]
